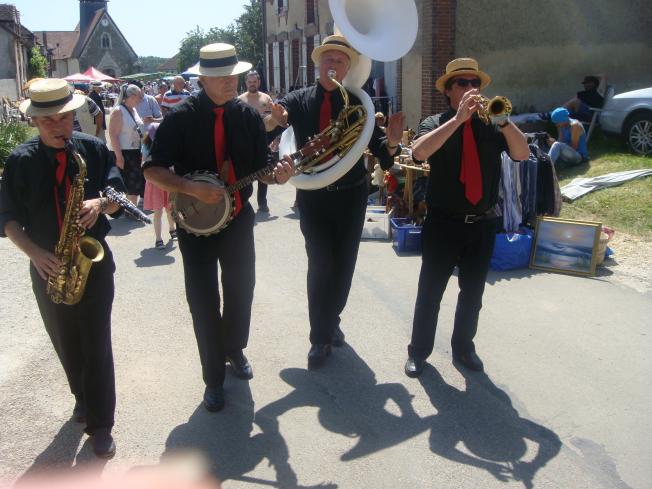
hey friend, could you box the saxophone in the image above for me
[46,140,105,305]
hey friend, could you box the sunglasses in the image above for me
[453,78,481,88]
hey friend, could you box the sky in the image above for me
[10,0,250,58]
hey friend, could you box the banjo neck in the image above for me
[224,147,305,195]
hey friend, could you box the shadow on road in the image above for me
[133,247,176,267]
[108,216,147,237]
[15,419,107,485]
[486,268,538,284]
[419,364,561,489]
[163,379,333,489]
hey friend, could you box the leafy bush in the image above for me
[0,122,31,172]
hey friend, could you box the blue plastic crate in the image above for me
[390,218,423,253]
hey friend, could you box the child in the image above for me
[142,123,177,249]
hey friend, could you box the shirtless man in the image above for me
[238,71,276,213]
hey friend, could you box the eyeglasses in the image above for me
[453,78,481,88]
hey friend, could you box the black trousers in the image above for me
[409,215,498,361]
[178,203,256,388]
[31,243,116,435]
[297,183,367,345]
[257,181,268,205]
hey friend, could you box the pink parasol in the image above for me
[83,67,120,82]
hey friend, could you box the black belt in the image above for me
[325,176,367,192]
[428,207,497,224]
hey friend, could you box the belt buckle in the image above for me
[464,214,477,224]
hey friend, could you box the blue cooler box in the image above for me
[390,218,423,253]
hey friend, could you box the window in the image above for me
[101,33,111,49]
[306,0,315,24]
[277,0,287,16]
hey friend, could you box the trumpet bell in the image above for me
[329,0,418,62]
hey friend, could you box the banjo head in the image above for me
[169,172,235,236]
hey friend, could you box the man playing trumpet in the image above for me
[405,58,529,377]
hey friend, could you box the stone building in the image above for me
[0,4,38,99]
[35,0,138,78]
[265,0,652,129]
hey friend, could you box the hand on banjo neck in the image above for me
[183,134,330,204]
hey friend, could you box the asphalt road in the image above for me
[1,182,650,489]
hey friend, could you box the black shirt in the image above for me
[279,83,396,186]
[416,110,507,214]
[0,132,125,251]
[145,91,268,204]
[577,88,604,109]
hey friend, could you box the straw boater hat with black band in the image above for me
[197,43,252,77]
[310,34,371,88]
[435,58,492,93]
[19,78,86,117]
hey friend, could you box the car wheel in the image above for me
[624,112,652,156]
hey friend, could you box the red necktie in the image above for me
[213,107,241,215]
[319,91,332,131]
[53,150,71,230]
[459,119,483,205]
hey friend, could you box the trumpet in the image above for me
[477,95,512,125]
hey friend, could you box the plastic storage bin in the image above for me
[391,218,423,253]
[362,206,394,240]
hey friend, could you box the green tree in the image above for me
[138,56,168,73]
[176,0,263,72]
[27,46,47,79]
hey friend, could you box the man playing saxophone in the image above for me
[0,79,126,458]
[404,58,530,378]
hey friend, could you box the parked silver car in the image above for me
[600,87,652,156]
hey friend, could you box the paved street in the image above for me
[1,183,650,489]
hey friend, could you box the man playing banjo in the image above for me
[143,43,293,412]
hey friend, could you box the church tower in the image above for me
[79,0,108,37]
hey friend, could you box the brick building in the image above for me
[265,0,652,130]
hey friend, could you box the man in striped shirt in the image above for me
[161,76,191,115]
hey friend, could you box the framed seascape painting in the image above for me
[530,217,602,276]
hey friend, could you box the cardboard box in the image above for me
[362,206,394,240]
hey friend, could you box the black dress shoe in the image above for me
[226,351,253,380]
[72,398,86,423]
[307,344,332,369]
[332,326,345,347]
[203,385,225,412]
[404,357,425,378]
[453,351,484,372]
[91,431,116,459]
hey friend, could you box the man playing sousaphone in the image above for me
[270,35,404,369]
[0,78,126,457]
[144,43,294,412]
[404,58,529,378]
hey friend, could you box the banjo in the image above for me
[170,134,330,236]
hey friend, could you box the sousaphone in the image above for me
[281,0,418,190]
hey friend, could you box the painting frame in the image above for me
[530,217,602,277]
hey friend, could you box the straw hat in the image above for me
[19,78,86,117]
[435,58,491,93]
[311,34,371,88]
[22,77,44,92]
[311,34,359,66]
[197,43,252,77]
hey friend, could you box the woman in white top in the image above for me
[108,84,144,206]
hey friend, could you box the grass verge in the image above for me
[557,132,652,239]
